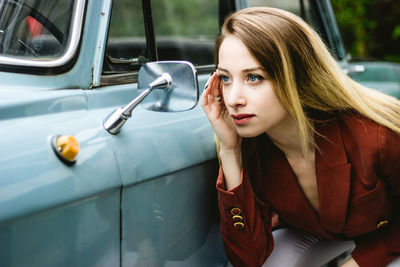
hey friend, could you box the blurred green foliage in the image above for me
[332,0,400,62]
[152,0,218,38]
[109,0,218,39]
[109,0,144,37]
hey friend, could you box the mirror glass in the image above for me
[138,61,199,112]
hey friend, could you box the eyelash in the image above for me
[220,75,231,83]
[219,74,264,85]
[247,74,264,83]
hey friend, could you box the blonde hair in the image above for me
[216,7,400,155]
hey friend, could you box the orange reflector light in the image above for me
[51,135,80,165]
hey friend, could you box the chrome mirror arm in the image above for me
[103,73,172,135]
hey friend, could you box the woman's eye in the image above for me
[220,75,231,83]
[247,74,263,83]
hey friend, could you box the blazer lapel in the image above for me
[315,119,352,234]
[262,141,322,234]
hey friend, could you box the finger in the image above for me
[204,72,216,90]
[203,74,216,95]
[210,74,222,98]
[202,73,225,109]
[207,93,214,105]
[202,78,214,97]
[202,73,218,103]
[201,86,210,106]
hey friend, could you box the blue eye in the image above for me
[248,74,262,83]
[221,75,231,83]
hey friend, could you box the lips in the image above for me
[231,114,255,125]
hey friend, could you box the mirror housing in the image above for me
[104,61,199,135]
[138,61,199,112]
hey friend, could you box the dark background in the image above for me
[332,0,400,63]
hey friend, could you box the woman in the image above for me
[201,7,400,267]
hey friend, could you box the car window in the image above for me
[247,0,345,60]
[103,0,219,77]
[0,0,75,59]
[248,0,303,16]
[152,0,218,66]
[103,0,147,74]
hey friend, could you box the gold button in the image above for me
[377,220,389,229]
[232,215,243,222]
[231,207,241,216]
[234,222,245,230]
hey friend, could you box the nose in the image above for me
[225,81,246,108]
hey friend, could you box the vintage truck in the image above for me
[1,0,398,266]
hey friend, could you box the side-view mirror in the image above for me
[103,61,199,135]
[138,61,198,112]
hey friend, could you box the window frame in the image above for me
[240,0,347,61]
[0,0,86,73]
[100,0,234,86]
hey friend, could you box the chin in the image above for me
[236,128,264,138]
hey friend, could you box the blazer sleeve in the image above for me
[352,125,400,267]
[216,167,274,267]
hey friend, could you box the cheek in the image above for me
[256,91,279,108]
[222,84,229,94]
[221,87,229,101]
[257,91,288,116]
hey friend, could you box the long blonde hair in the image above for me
[216,7,400,155]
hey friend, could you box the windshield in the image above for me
[0,0,84,68]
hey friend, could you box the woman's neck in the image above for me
[266,116,311,159]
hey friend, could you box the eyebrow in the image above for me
[217,67,265,73]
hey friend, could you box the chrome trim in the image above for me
[0,0,85,68]
[343,64,366,76]
[100,72,139,86]
[104,73,172,135]
[99,65,214,87]
[196,64,216,74]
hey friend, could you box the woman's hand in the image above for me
[202,72,242,189]
[201,72,241,150]
[341,257,359,267]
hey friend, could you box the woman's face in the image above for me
[217,35,291,138]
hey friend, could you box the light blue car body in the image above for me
[0,1,223,266]
[0,0,398,266]
[349,61,400,99]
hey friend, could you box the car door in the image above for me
[0,0,236,266]
[100,0,229,266]
[0,1,122,266]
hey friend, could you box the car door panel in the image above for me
[96,75,227,266]
[0,0,229,265]
[0,190,120,267]
[0,93,122,266]
[121,161,225,267]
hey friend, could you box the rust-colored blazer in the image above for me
[217,114,400,267]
